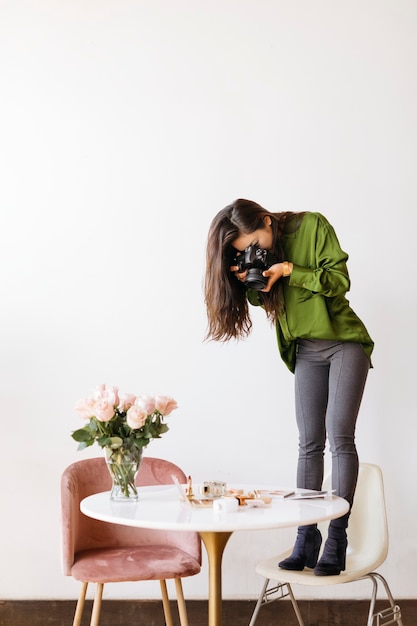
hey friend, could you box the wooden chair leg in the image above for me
[160,579,174,626]
[175,578,189,626]
[90,582,104,626]
[73,581,88,626]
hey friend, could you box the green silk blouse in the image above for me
[248,212,374,373]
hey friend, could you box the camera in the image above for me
[232,245,277,291]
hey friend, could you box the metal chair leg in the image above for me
[366,574,379,626]
[286,583,305,626]
[248,578,269,626]
[73,581,88,626]
[368,573,403,626]
[249,578,305,626]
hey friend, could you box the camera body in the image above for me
[232,245,277,291]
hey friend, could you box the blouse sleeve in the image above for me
[288,213,351,297]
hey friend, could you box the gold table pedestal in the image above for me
[199,531,233,626]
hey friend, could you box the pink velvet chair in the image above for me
[61,456,202,626]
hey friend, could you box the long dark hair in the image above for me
[204,198,299,341]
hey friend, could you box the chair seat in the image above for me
[72,545,201,583]
[256,546,386,587]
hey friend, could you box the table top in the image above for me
[81,485,349,533]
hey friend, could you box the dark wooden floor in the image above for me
[0,599,414,626]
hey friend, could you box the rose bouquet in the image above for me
[72,384,178,499]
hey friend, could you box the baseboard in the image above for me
[0,599,415,625]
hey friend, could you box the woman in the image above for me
[204,198,373,576]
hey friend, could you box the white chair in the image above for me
[249,463,402,626]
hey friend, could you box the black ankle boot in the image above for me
[279,525,322,571]
[314,527,347,576]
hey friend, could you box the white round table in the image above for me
[81,485,349,626]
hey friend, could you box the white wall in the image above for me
[1,0,416,602]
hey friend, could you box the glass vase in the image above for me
[104,445,143,501]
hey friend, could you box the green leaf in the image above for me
[77,440,93,451]
[136,435,148,444]
[108,436,124,448]
[72,427,94,443]
[97,435,113,448]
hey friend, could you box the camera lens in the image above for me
[245,268,268,290]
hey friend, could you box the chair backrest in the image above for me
[61,456,201,575]
[319,463,388,571]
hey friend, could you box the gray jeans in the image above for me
[294,339,370,509]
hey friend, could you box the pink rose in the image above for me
[135,395,156,415]
[88,383,119,422]
[118,393,136,412]
[74,396,96,420]
[93,398,115,422]
[94,384,119,407]
[126,405,148,429]
[154,394,178,416]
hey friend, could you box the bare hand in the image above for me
[260,263,286,292]
[230,265,248,283]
